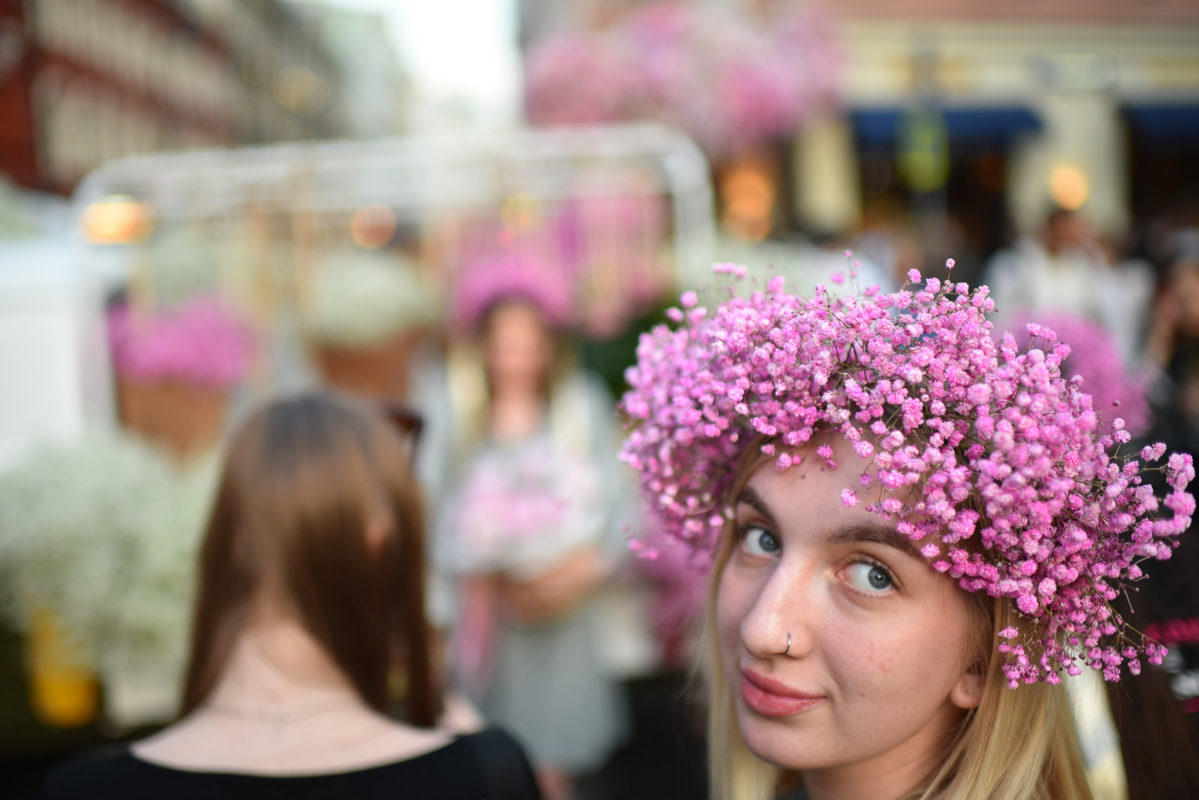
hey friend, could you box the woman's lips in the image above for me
[739,669,825,718]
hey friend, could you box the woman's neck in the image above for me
[204,616,364,713]
[488,385,546,441]
[135,613,454,775]
[800,718,950,800]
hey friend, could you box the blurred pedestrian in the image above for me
[985,207,1153,366]
[438,249,638,800]
[36,392,541,800]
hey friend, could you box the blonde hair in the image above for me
[704,506,1093,800]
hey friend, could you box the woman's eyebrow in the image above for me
[829,521,923,560]
[734,486,776,525]
[735,489,924,560]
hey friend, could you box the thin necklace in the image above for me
[201,697,366,734]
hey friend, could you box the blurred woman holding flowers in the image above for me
[438,248,637,800]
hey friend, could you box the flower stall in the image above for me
[0,124,717,740]
[107,293,253,460]
[0,432,215,729]
[73,123,716,390]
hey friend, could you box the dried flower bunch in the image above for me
[0,432,216,725]
[300,251,441,348]
[621,262,1194,685]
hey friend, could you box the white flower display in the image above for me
[144,225,223,308]
[0,432,216,726]
[299,250,442,348]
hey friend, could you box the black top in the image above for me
[36,728,542,800]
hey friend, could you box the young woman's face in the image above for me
[716,437,982,792]
[482,300,554,391]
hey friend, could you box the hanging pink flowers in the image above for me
[523,33,644,127]
[524,2,845,159]
[107,294,254,388]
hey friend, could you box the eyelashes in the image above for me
[734,519,901,597]
[739,523,781,557]
[841,558,897,596]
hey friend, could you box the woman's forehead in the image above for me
[737,479,924,563]
[742,455,874,527]
[749,437,872,495]
[738,440,934,553]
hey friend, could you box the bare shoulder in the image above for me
[438,692,487,734]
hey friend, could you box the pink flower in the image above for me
[524,2,844,159]
[1004,311,1151,435]
[966,384,992,405]
[450,246,575,331]
[107,295,253,387]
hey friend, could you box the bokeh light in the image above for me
[349,203,397,249]
[1048,163,1090,211]
[80,195,154,244]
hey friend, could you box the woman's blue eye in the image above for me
[845,561,894,593]
[742,525,781,557]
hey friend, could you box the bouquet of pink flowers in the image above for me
[442,439,607,578]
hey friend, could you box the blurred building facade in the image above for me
[0,0,345,195]
[518,0,1199,263]
[290,1,411,139]
[833,0,1199,248]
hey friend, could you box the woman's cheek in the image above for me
[716,567,756,659]
[716,573,739,648]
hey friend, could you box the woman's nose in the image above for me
[740,562,812,660]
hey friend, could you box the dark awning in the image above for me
[850,106,1042,149]
[1123,102,1199,143]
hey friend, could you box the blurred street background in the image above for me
[1,1,1198,798]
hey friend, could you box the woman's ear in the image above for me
[366,517,391,556]
[949,657,985,710]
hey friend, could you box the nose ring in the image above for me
[783,632,791,656]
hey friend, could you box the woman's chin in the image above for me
[737,707,828,772]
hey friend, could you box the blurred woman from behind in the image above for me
[38,392,540,799]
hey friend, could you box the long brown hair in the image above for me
[180,392,441,727]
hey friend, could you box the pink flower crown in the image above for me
[450,247,576,333]
[1005,310,1151,437]
[620,262,1195,686]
